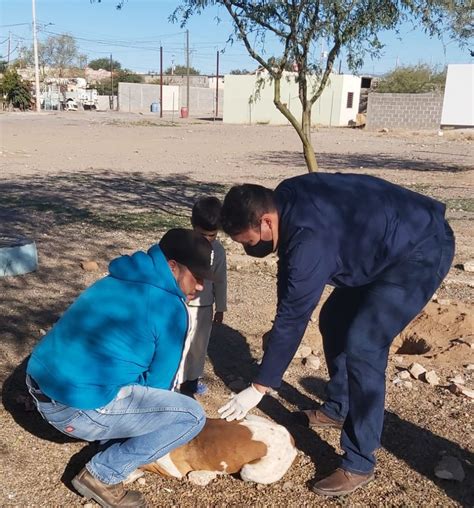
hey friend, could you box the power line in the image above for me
[0,23,32,28]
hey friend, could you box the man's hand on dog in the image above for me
[218,384,266,421]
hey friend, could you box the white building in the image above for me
[223,72,361,126]
[441,64,474,128]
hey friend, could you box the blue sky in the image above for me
[1,0,471,76]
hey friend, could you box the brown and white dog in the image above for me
[140,415,297,485]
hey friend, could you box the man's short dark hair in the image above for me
[191,197,222,231]
[220,184,276,236]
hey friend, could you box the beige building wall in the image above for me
[118,83,180,113]
[223,72,361,126]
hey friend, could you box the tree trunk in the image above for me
[302,106,317,172]
[273,76,318,173]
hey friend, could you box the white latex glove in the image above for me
[218,385,264,421]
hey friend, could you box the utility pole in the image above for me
[186,29,190,113]
[160,45,163,118]
[215,50,219,118]
[110,53,114,110]
[31,0,41,112]
[7,32,11,66]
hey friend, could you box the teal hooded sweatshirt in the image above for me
[27,245,189,410]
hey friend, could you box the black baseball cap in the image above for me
[159,228,214,280]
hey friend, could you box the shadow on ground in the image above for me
[250,150,472,173]
[1,357,77,443]
[209,325,473,505]
[297,376,474,506]
[0,171,227,365]
[208,324,340,481]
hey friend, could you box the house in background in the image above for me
[223,72,361,126]
[441,64,474,128]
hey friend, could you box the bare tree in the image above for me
[18,33,81,78]
[170,0,471,172]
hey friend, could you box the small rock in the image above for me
[448,383,464,396]
[408,362,426,380]
[39,328,47,336]
[84,504,95,508]
[304,355,321,370]
[228,379,247,392]
[294,345,312,359]
[423,370,439,386]
[431,293,438,302]
[137,477,146,485]
[460,387,474,399]
[282,480,294,490]
[393,355,404,365]
[256,483,266,490]
[448,375,465,385]
[461,259,474,272]
[399,370,411,380]
[465,364,474,371]
[437,298,451,306]
[380,127,389,133]
[187,471,218,486]
[401,380,413,389]
[80,260,99,272]
[434,456,465,482]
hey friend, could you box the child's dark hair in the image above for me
[191,196,222,231]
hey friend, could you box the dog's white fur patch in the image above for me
[238,415,297,484]
[154,452,183,478]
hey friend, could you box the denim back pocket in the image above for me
[45,407,109,442]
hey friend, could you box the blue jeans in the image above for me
[319,221,455,474]
[26,378,205,485]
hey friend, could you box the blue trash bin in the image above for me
[151,102,160,113]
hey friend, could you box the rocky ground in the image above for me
[0,112,473,507]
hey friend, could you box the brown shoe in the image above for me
[293,409,344,429]
[72,467,147,507]
[312,468,374,497]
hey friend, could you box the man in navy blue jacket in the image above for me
[217,173,454,497]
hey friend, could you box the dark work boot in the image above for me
[293,409,344,429]
[72,467,147,507]
[312,468,375,497]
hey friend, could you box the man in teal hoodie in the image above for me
[26,229,213,508]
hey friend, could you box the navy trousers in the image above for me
[319,221,455,474]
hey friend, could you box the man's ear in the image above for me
[261,213,273,229]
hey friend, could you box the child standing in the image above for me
[181,197,227,396]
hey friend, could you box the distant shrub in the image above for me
[376,64,446,93]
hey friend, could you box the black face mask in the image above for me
[244,239,274,258]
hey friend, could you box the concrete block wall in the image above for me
[179,86,224,117]
[366,92,444,130]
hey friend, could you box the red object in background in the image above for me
[180,107,189,118]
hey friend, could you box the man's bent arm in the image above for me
[254,233,335,388]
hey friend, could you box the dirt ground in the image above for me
[0,111,473,507]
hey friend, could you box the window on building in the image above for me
[346,92,354,109]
